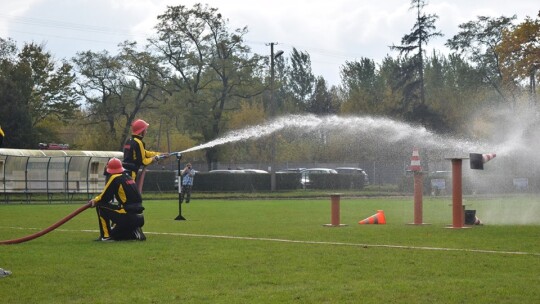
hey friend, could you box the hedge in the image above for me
[141,171,365,192]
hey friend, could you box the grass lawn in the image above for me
[0,196,539,303]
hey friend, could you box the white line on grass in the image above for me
[2,226,539,256]
[151,231,540,256]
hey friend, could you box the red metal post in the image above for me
[324,194,346,227]
[330,194,340,226]
[451,159,464,228]
[413,172,424,224]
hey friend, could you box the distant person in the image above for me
[89,158,146,241]
[0,267,11,278]
[180,163,195,203]
[123,119,168,182]
[0,124,4,147]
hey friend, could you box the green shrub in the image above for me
[276,173,301,190]
[142,170,175,192]
[308,173,365,190]
[193,173,270,192]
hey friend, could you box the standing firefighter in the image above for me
[180,163,195,203]
[123,119,167,182]
[89,158,146,241]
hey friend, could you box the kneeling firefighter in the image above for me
[89,158,146,241]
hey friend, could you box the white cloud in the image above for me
[0,0,42,37]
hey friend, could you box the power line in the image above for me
[0,13,351,84]
[0,13,147,39]
[245,39,366,62]
[1,13,365,65]
[4,28,123,46]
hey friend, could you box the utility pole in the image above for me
[269,42,283,191]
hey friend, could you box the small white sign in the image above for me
[513,178,528,190]
[431,178,446,190]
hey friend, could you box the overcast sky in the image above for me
[0,0,537,86]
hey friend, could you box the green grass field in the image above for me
[0,196,539,303]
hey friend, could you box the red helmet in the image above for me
[131,119,149,135]
[106,158,124,174]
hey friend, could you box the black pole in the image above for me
[174,153,186,221]
[270,42,276,191]
[268,43,283,191]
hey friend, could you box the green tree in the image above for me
[390,0,442,108]
[287,48,315,111]
[0,39,78,148]
[73,50,124,149]
[307,77,338,115]
[116,41,168,150]
[446,54,486,134]
[150,4,264,170]
[73,43,165,150]
[19,43,79,128]
[446,15,516,104]
[0,37,16,60]
[0,39,33,148]
[497,15,540,106]
[377,56,405,114]
[340,58,384,114]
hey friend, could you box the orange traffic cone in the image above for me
[408,148,422,172]
[358,210,386,225]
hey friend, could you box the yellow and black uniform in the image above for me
[122,134,160,181]
[0,125,4,147]
[92,172,145,241]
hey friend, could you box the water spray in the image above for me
[0,202,92,245]
[175,114,492,155]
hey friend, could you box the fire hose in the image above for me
[0,202,92,245]
[136,152,180,193]
[0,153,182,245]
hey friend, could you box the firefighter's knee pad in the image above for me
[133,213,144,227]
